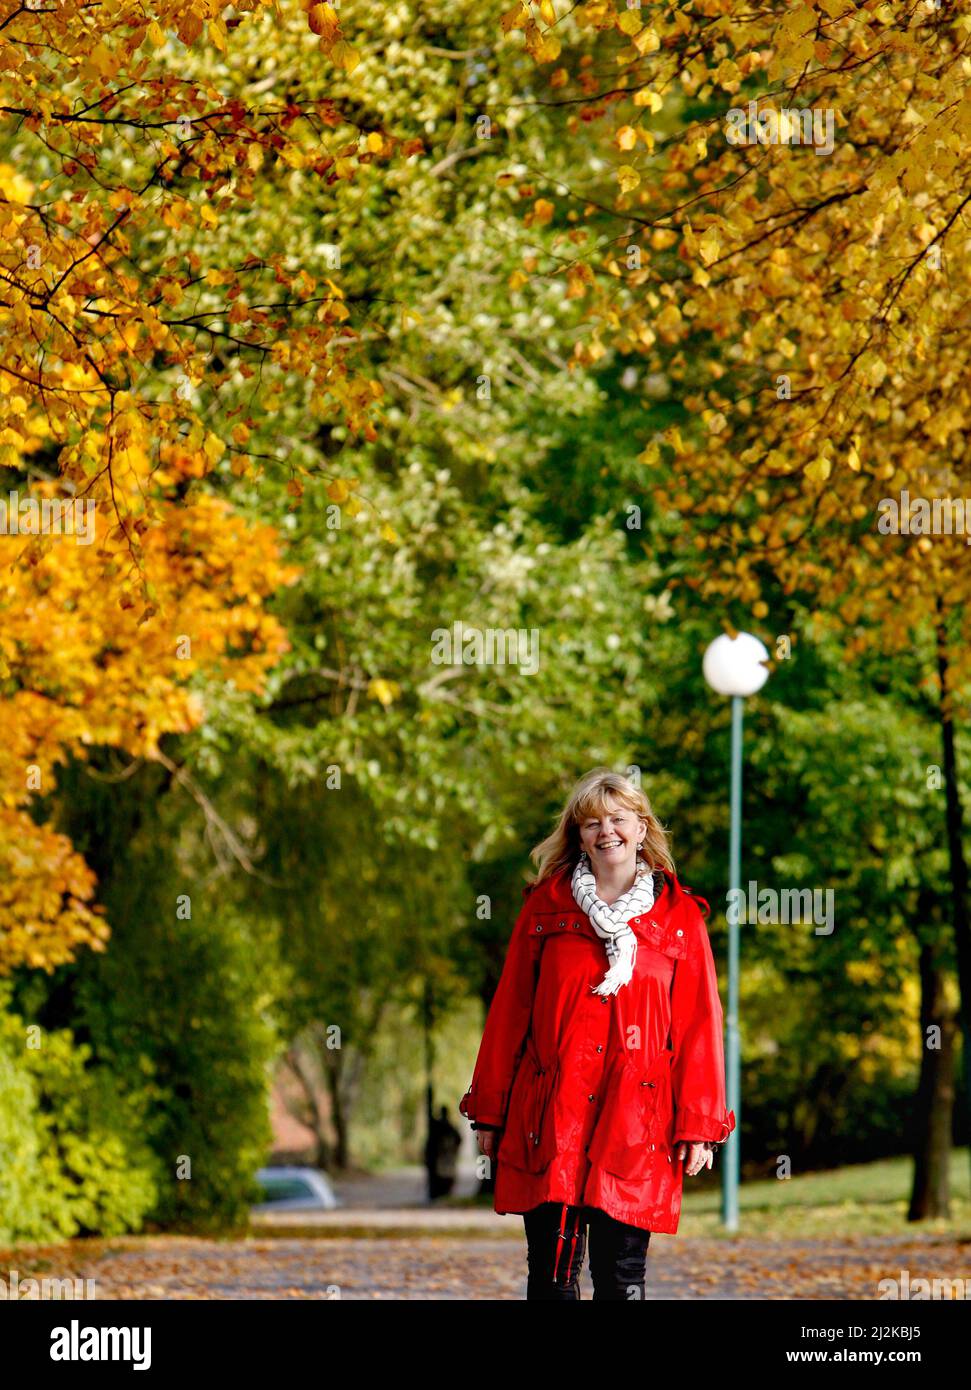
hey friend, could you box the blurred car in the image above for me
[252,1165,341,1213]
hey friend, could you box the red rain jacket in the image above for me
[459,867,735,1234]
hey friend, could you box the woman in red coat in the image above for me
[459,767,735,1300]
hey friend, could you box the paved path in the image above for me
[7,1230,968,1300]
[327,1162,481,1208]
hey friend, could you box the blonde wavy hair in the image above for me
[529,768,675,886]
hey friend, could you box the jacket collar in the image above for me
[528,865,684,919]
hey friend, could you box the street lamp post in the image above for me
[702,631,770,1232]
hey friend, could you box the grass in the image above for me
[674,1148,971,1239]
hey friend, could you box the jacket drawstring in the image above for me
[564,1205,582,1283]
[553,1202,584,1286]
[552,1203,568,1282]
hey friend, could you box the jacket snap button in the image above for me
[528,1130,534,1139]
[650,1144,655,1151]
[572,922,580,929]
[588,1094,595,1102]
[596,1044,603,1053]
[667,1155,672,1163]
[558,920,566,927]
[536,924,543,932]
[676,929,684,936]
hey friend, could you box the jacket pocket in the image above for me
[498,1035,559,1174]
[639,916,687,960]
[586,1048,674,1181]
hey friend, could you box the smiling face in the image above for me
[577,792,645,877]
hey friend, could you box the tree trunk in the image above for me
[283,1045,334,1170]
[909,939,957,1220]
[321,1051,350,1170]
[934,599,971,1193]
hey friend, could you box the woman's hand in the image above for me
[475,1128,500,1162]
[675,1140,716,1176]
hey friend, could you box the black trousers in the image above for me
[523,1201,651,1300]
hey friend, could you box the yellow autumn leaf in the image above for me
[805,455,832,483]
[633,27,660,55]
[634,88,664,113]
[715,58,741,90]
[698,230,720,266]
[85,41,115,79]
[177,12,203,45]
[617,165,641,193]
[526,26,561,62]
[380,522,400,544]
[308,3,339,37]
[656,302,682,334]
[331,40,360,72]
[327,478,350,503]
[368,678,400,708]
[203,432,225,465]
[687,137,708,164]
[616,125,638,151]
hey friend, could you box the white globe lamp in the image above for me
[703,631,770,698]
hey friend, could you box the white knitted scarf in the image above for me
[571,852,657,996]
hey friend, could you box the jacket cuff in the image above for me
[673,1107,736,1145]
[459,1085,507,1128]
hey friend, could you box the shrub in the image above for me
[0,998,160,1245]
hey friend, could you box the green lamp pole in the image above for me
[703,632,770,1232]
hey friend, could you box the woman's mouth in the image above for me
[597,839,623,850]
